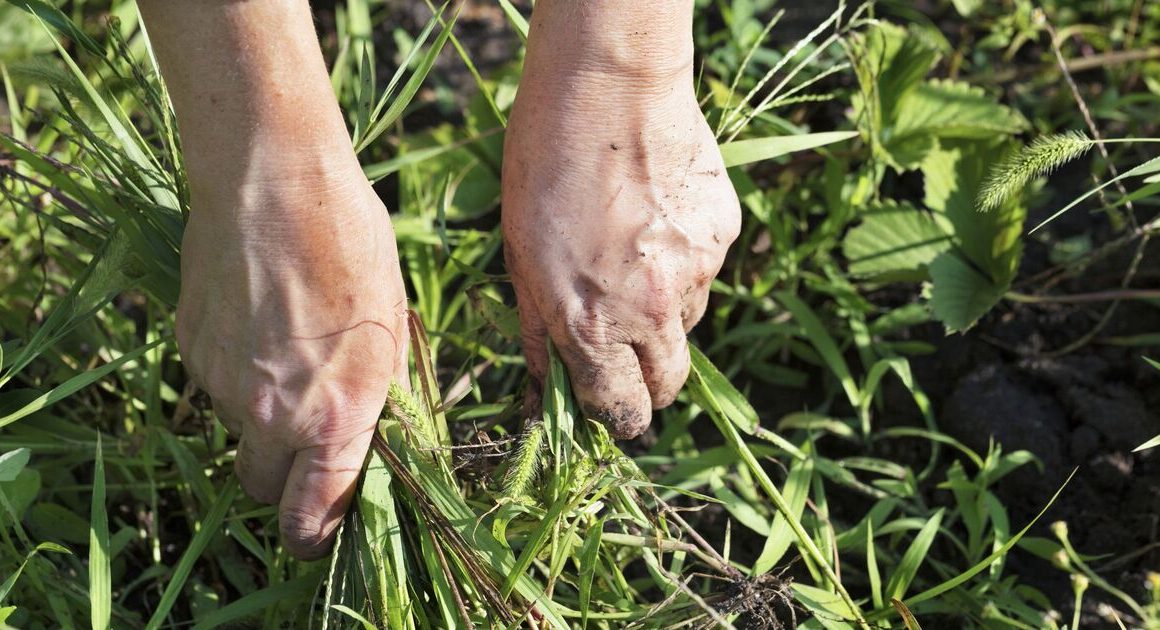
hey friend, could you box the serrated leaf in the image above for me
[843,201,953,277]
[923,140,1025,284]
[850,23,941,129]
[852,22,1026,171]
[892,80,1027,146]
[928,252,1008,332]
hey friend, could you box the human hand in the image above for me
[502,2,741,438]
[139,0,409,559]
[176,159,407,560]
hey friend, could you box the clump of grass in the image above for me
[978,131,1093,211]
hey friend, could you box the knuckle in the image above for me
[309,389,378,446]
[651,387,681,410]
[649,361,690,410]
[563,311,613,352]
[717,194,743,245]
[244,389,279,429]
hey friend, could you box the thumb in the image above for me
[277,422,375,561]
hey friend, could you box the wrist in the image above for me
[523,0,695,88]
[187,145,372,225]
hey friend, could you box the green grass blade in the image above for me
[867,521,883,610]
[380,436,569,628]
[1029,155,1160,234]
[867,469,1078,621]
[499,476,575,598]
[885,508,944,600]
[496,0,528,41]
[753,453,814,574]
[775,291,860,407]
[0,542,71,602]
[578,517,604,627]
[892,598,923,630]
[354,6,458,154]
[10,0,103,55]
[146,478,240,630]
[331,605,377,630]
[687,350,867,627]
[719,131,858,167]
[189,576,319,630]
[33,15,175,208]
[1,340,163,428]
[89,434,111,630]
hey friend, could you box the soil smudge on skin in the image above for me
[589,401,648,439]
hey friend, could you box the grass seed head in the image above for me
[500,420,545,500]
[978,131,1092,212]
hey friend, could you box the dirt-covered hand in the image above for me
[139,0,409,560]
[176,166,407,560]
[502,5,741,438]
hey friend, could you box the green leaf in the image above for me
[353,6,458,154]
[358,451,409,626]
[892,80,1027,147]
[189,576,319,630]
[380,435,570,628]
[1,341,162,428]
[928,252,1008,332]
[331,605,377,630]
[885,508,944,600]
[496,0,528,41]
[867,470,1078,621]
[90,434,111,630]
[843,201,953,277]
[9,0,102,55]
[146,479,240,630]
[0,542,72,603]
[687,345,761,433]
[1030,155,1160,234]
[688,353,866,624]
[775,291,860,407]
[867,522,884,609]
[753,453,814,574]
[578,517,604,627]
[793,583,860,630]
[719,131,858,167]
[850,23,941,132]
[893,598,924,630]
[0,448,30,481]
[923,141,1026,283]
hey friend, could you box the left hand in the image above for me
[502,38,741,438]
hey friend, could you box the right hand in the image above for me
[176,158,408,560]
